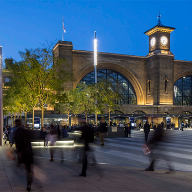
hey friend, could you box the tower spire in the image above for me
[157,12,162,26]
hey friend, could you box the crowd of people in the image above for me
[5,117,187,191]
[4,119,111,191]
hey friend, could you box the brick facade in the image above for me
[52,26,192,118]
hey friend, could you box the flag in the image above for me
[62,18,66,33]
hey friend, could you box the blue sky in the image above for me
[0,0,192,63]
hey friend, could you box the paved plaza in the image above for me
[1,130,192,191]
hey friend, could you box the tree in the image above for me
[60,103,71,126]
[68,88,82,125]
[5,45,73,128]
[78,83,95,123]
[97,81,121,125]
[87,83,104,125]
[3,58,39,128]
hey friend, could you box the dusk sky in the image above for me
[0,0,192,63]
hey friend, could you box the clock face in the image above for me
[160,36,168,45]
[150,37,156,47]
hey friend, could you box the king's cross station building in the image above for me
[3,17,192,128]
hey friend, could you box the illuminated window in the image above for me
[80,69,137,104]
[174,76,192,106]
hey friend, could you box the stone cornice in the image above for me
[144,25,175,36]
[174,59,192,63]
[72,50,146,60]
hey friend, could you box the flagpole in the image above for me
[94,31,97,126]
[62,17,64,41]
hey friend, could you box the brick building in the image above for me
[3,20,192,128]
[52,20,192,128]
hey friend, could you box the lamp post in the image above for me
[0,46,3,146]
[94,31,97,126]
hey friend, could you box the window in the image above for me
[80,69,137,104]
[147,80,151,95]
[174,76,192,106]
[132,111,146,114]
[165,78,168,94]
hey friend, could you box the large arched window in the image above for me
[80,69,137,104]
[174,76,192,106]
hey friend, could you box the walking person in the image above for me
[144,122,174,173]
[124,124,129,137]
[58,125,64,163]
[40,127,48,147]
[11,119,34,191]
[4,126,11,144]
[181,122,184,131]
[144,121,150,142]
[48,126,57,162]
[79,122,95,177]
[127,123,131,137]
[98,120,108,146]
[57,124,61,138]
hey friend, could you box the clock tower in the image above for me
[144,13,175,56]
[145,14,176,105]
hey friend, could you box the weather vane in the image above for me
[157,12,162,26]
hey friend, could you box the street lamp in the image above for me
[0,46,3,146]
[94,31,97,126]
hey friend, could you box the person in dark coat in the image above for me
[145,122,174,173]
[127,123,131,137]
[57,124,61,139]
[124,124,129,137]
[12,119,33,192]
[181,122,184,131]
[79,123,95,177]
[40,127,47,147]
[98,120,108,146]
[4,126,11,144]
[144,121,150,142]
[62,125,68,138]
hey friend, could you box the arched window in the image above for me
[132,110,146,114]
[174,76,192,106]
[111,110,124,114]
[80,69,137,104]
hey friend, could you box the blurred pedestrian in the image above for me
[79,123,95,177]
[144,122,174,173]
[57,124,61,139]
[4,126,11,144]
[58,125,65,163]
[98,120,108,146]
[181,122,184,131]
[48,126,57,162]
[62,125,68,138]
[12,119,33,191]
[9,124,17,147]
[40,127,48,147]
[127,123,131,137]
[124,124,129,137]
[144,121,150,142]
